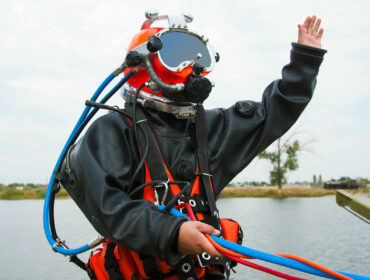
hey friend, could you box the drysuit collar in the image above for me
[122,85,197,119]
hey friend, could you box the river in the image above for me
[0,197,369,279]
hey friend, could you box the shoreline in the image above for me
[220,187,370,198]
[0,188,69,200]
[0,186,369,200]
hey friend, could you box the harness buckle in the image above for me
[196,253,209,267]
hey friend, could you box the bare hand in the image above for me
[297,15,324,48]
[178,221,222,257]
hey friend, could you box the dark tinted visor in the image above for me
[158,31,212,69]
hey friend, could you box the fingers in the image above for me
[195,221,220,236]
[303,16,310,32]
[300,15,323,37]
[199,235,223,257]
[195,222,222,257]
[308,15,316,32]
[317,28,324,39]
[298,15,324,47]
[313,17,321,34]
[178,221,222,257]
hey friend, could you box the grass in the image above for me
[0,187,70,200]
[220,187,370,199]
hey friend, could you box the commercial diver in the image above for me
[44,10,330,280]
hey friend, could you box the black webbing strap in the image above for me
[125,103,171,205]
[69,255,87,271]
[139,254,164,280]
[125,104,168,279]
[104,243,125,280]
[178,195,210,215]
[195,106,231,278]
[194,105,219,216]
[176,255,199,280]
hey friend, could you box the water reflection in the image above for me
[0,197,369,279]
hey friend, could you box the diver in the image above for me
[59,11,326,280]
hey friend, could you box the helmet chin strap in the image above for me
[123,85,197,119]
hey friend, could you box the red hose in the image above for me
[223,252,308,280]
[174,203,197,221]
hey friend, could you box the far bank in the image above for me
[0,186,369,200]
[220,186,370,198]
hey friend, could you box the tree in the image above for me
[318,174,323,185]
[258,137,302,189]
[313,175,317,185]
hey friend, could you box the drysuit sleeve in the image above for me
[60,112,186,264]
[207,43,327,196]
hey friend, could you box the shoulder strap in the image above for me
[125,103,171,204]
[194,104,219,216]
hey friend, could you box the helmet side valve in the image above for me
[113,51,143,76]
[147,36,163,53]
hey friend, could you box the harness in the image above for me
[86,105,243,280]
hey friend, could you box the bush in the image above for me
[35,189,46,199]
[0,188,24,200]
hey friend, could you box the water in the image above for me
[0,197,369,279]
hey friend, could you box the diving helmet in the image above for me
[122,10,219,118]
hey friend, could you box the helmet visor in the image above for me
[158,31,212,71]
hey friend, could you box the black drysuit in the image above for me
[61,42,326,267]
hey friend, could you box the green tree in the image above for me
[258,137,302,189]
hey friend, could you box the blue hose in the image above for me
[159,206,370,280]
[77,73,115,127]
[43,71,131,256]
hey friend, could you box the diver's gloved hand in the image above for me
[178,221,222,257]
[297,15,324,48]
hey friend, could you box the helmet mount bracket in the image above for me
[142,10,193,30]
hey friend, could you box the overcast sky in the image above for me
[1,0,369,185]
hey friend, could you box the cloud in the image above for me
[1,0,369,184]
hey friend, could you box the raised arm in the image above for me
[207,16,327,196]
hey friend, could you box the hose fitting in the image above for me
[143,55,185,93]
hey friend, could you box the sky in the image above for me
[0,0,369,185]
